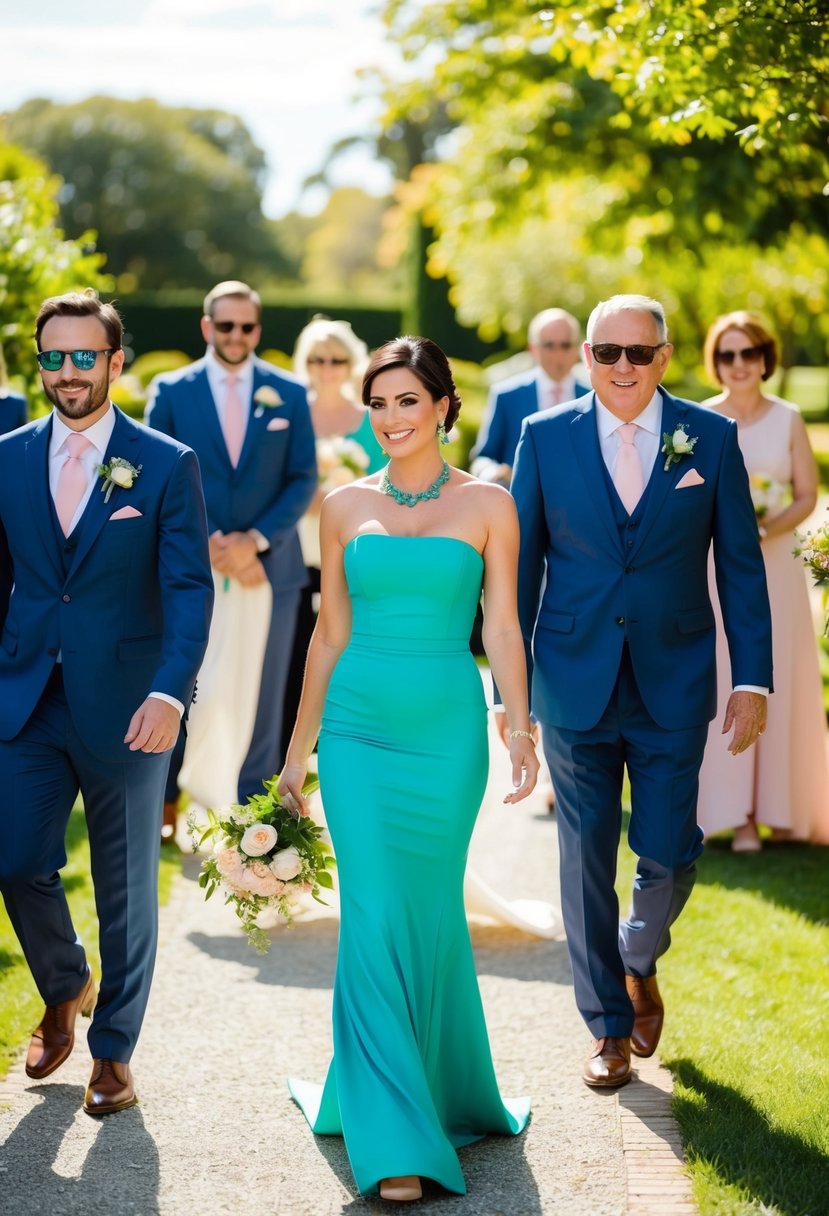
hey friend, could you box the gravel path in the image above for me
[0,713,691,1215]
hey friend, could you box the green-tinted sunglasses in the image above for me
[37,348,118,372]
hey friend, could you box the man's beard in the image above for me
[44,377,109,420]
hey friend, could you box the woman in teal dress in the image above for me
[279,337,538,1203]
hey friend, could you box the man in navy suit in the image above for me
[146,281,316,817]
[471,308,588,487]
[505,295,772,1088]
[0,388,27,435]
[0,290,213,1114]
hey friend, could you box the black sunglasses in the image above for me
[37,349,118,371]
[589,343,666,366]
[308,356,350,366]
[212,321,258,334]
[715,346,765,366]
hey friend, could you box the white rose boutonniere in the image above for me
[98,456,142,502]
[661,425,698,472]
[253,385,284,418]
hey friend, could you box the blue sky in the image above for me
[0,0,396,216]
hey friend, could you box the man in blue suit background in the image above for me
[0,290,213,1114]
[146,281,316,817]
[506,295,772,1088]
[471,307,588,487]
[0,388,27,435]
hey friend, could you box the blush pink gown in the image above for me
[696,397,829,844]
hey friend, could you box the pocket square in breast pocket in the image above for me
[675,468,705,489]
[109,505,143,520]
[267,417,290,431]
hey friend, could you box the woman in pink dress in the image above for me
[696,311,829,851]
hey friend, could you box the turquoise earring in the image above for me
[436,420,449,446]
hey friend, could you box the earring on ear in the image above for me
[436,420,449,446]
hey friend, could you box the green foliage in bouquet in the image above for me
[190,777,335,954]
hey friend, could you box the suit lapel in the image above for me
[568,393,623,555]
[24,416,64,580]
[628,389,688,558]
[67,408,141,578]
[192,363,234,470]
[234,369,265,473]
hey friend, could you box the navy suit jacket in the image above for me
[0,407,214,761]
[0,391,27,436]
[473,371,589,468]
[146,356,316,591]
[511,388,773,732]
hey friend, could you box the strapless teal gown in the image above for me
[289,535,530,1196]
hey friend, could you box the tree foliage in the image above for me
[0,141,109,399]
[6,97,289,291]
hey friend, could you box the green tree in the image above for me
[0,141,109,403]
[301,187,402,299]
[6,97,289,291]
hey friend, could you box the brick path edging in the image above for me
[620,1053,697,1214]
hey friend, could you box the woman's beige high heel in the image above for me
[379,1176,422,1202]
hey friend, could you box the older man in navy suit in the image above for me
[471,308,588,487]
[0,290,213,1115]
[146,282,316,820]
[504,295,772,1088]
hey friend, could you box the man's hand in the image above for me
[236,557,268,587]
[210,531,259,576]
[124,697,181,753]
[722,690,767,755]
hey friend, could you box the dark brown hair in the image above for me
[361,336,462,429]
[703,311,778,385]
[35,289,123,350]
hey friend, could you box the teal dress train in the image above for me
[289,535,529,1196]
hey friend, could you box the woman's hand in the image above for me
[277,760,311,816]
[503,736,540,804]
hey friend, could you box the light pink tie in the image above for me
[614,423,644,515]
[55,433,92,536]
[222,374,246,467]
[551,384,564,406]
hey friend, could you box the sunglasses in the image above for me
[37,348,118,372]
[307,356,350,366]
[589,343,666,365]
[212,321,258,334]
[539,341,574,351]
[715,346,765,366]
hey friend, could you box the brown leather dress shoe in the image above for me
[83,1059,137,1116]
[626,973,664,1058]
[583,1036,632,1088]
[25,968,96,1080]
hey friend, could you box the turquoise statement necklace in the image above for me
[380,460,450,508]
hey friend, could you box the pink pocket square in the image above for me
[267,417,290,431]
[109,505,143,520]
[675,468,705,489]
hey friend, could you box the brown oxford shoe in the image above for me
[626,973,664,1058]
[83,1058,137,1116]
[25,968,96,1080]
[583,1036,632,1088]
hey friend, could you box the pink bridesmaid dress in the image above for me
[697,398,829,844]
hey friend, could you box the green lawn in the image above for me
[617,815,829,1216]
[0,804,182,1079]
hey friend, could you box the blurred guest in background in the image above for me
[696,311,829,850]
[280,317,385,760]
[146,282,316,831]
[470,308,588,487]
[0,348,27,434]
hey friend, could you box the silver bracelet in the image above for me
[509,729,534,741]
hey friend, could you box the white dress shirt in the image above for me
[536,367,580,410]
[49,404,184,717]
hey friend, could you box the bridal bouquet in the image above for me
[794,513,829,635]
[749,473,788,520]
[189,778,335,953]
[316,436,370,490]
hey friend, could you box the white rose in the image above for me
[269,846,303,881]
[240,823,278,856]
[671,429,692,453]
[110,466,134,487]
[254,385,283,407]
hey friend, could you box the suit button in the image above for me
[62,594,71,603]
[616,616,625,625]
[47,647,58,656]
[627,540,634,548]
[625,565,634,573]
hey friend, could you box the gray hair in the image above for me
[527,308,581,346]
[586,295,668,344]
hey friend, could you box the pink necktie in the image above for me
[551,384,564,406]
[55,433,92,536]
[614,423,644,515]
[223,374,246,467]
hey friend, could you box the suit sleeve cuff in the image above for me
[149,692,185,717]
[733,685,769,696]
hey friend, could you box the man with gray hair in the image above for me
[471,307,587,486]
[502,294,772,1088]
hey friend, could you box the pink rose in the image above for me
[240,824,278,857]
